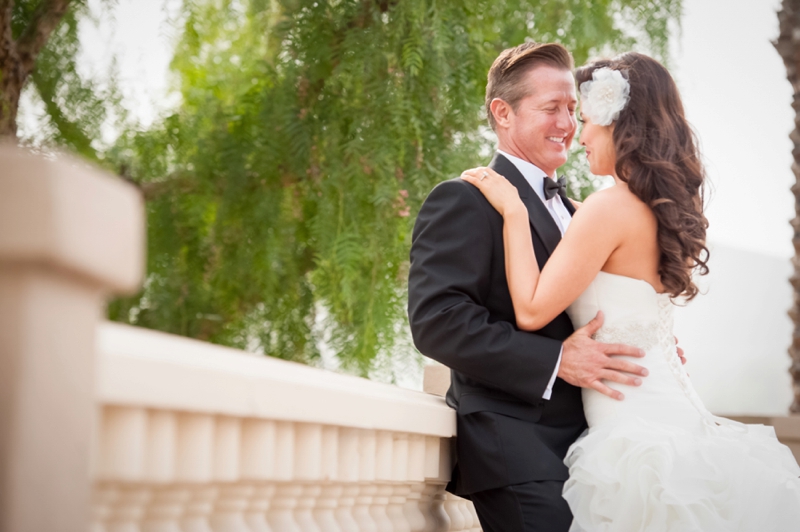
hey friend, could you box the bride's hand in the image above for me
[461,167,525,217]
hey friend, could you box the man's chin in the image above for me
[546,155,569,172]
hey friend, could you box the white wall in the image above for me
[674,243,794,415]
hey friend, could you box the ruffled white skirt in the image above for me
[563,418,800,532]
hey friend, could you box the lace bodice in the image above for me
[566,271,734,432]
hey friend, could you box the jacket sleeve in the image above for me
[408,179,561,405]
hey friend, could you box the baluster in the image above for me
[403,483,427,532]
[209,483,253,532]
[295,423,323,481]
[406,435,426,484]
[387,484,412,532]
[142,485,189,532]
[266,484,302,532]
[241,419,277,532]
[99,406,148,481]
[144,411,177,483]
[337,428,360,484]
[352,484,379,532]
[371,431,394,531]
[334,485,359,532]
[91,483,119,532]
[369,484,394,532]
[443,493,466,531]
[466,501,481,532]
[241,420,275,474]
[314,484,343,532]
[457,497,474,532]
[181,486,217,532]
[107,485,151,532]
[335,428,360,531]
[295,485,322,532]
[176,414,215,532]
[176,414,214,483]
[419,484,449,532]
[321,425,339,482]
[274,422,295,482]
[213,417,242,482]
[244,484,274,532]
[392,434,410,482]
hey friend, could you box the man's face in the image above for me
[499,66,578,176]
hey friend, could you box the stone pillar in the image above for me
[0,145,144,532]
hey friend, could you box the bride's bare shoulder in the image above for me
[573,186,653,226]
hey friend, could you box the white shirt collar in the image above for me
[495,149,553,203]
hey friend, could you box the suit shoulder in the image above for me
[424,177,486,207]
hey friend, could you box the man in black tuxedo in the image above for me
[407,42,649,531]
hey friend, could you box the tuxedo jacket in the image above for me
[408,153,588,496]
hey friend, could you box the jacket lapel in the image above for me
[488,153,563,256]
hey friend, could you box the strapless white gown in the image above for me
[563,271,800,531]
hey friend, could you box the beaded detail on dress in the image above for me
[593,321,660,351]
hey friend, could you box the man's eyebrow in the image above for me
[536,96,578,105]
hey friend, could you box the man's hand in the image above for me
[559,311,648,401]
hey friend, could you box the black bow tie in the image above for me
[543,176,567,200]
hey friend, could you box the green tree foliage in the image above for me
[106,0,681,377]
[7,0,118,159]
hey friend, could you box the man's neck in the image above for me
[495,143,556,178]
[496,149,556,180]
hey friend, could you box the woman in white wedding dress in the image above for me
[461,52,800,531]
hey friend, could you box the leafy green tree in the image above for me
[105,0,681,379]
[1,0,117,160]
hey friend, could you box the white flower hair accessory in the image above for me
[579,67,630,126]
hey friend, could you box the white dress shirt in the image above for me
[496,150,572,400]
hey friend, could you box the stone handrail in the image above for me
[93,322,479,531]
[0,145,481,532]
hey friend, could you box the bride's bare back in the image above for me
[591,184,664,294]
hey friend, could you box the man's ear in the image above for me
[490,98,513,129]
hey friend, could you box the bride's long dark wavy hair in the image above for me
[576,53,709,300]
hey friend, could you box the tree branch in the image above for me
[0,1,16,65]
[16,0,72,79]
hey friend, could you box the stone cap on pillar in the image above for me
[423,361,451,397]
[0,144,145,294]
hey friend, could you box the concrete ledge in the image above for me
[0,145,145,293]
[97,322,457,437]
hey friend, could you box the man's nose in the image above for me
[556,107,575,131]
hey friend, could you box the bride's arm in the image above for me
[462,167,622,330]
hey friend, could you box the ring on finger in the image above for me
[480,171,489,181]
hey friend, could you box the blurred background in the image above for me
[8,0,794,415]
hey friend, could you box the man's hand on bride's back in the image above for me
[559,311,648,401]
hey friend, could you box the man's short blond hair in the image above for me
[485,42,574,130]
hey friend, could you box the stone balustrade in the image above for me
[92,322,479,532]
[0,144,481,531]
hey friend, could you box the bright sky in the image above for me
[26,0,796,259]
[672,0,793,259]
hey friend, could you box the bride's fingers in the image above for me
[589,379,624,401]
